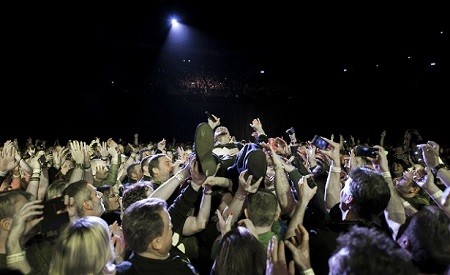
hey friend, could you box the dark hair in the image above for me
[121,183,153,210]
[329,226,416,275]
[122,198,166,253]
[146,153,167,178]
[390,159,409,171]
[397,206,450,274]
[348,167,391,221]
[138,147,152,160]
[214,226,266,275]
[126,162,142,179]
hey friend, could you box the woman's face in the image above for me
[106,192,120,211]
[394,170,415,195]
[391,162,405,177]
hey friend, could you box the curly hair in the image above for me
[121,182,153,210]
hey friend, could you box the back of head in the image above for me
[49,216,114,275]
[0,190,31,220]
[126,161,142,180]
[62,180,90,217]
[121,182,153,210]
[46,179,68,199]
[329,226,417,275]
[246,189,279,227]
[122,198,166,254]
[348,167,391,221]
[214,226,266,275]
[397,205,450,274]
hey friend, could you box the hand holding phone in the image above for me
[354,146,378,158]
[311,135,329,150]
[205,111,217,122]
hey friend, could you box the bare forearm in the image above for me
[69,166,84,184]
[275,167,296,215]
[434,167,450,188]
[421,182,448,216]
[324,166,342,210]
[150,170,188,200]
[19,159,32,174]
[6,237,31,274]
[223,189,247,224]
[183,193,212,235]
[383,174,406,239]
[84,167,94,183]
[285,201,308,239]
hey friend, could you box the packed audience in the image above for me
[1,118,449,274]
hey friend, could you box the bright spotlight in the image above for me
[171,18,179,26]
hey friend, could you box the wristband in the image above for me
[430,190,443,200]
[382,171,392,178]
[301,268,315,275]
[6,251,26,264]
[174,173,185,182]
[402,201,411,207]
[432,164,446,176]
[330,166,341,173]
[236,193,247,200]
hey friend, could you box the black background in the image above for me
[2,2,449,146]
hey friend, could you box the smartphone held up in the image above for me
[311,135,329,150]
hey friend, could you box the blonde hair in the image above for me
[49,216,115,275]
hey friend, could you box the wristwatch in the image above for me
[432,163,447,176]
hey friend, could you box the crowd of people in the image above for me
[1,117,449,274]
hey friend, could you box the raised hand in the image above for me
[7,200,44,249]
[239,169,263,194]
[216,209,233,237]
[266,236,293,275]
[284,224,312,272]
[250,118,265,135]
[0,141,20,172]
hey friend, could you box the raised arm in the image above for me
[6,200,43,274]
[285,176,317,240]
[182,185,212,236]
[150,160,190,200]
[319,137,342,211]
[68,140,85,184]
[422,141,450,188]
[222,170,262,224]
[270,147,297,216]
[373,145,406,240]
